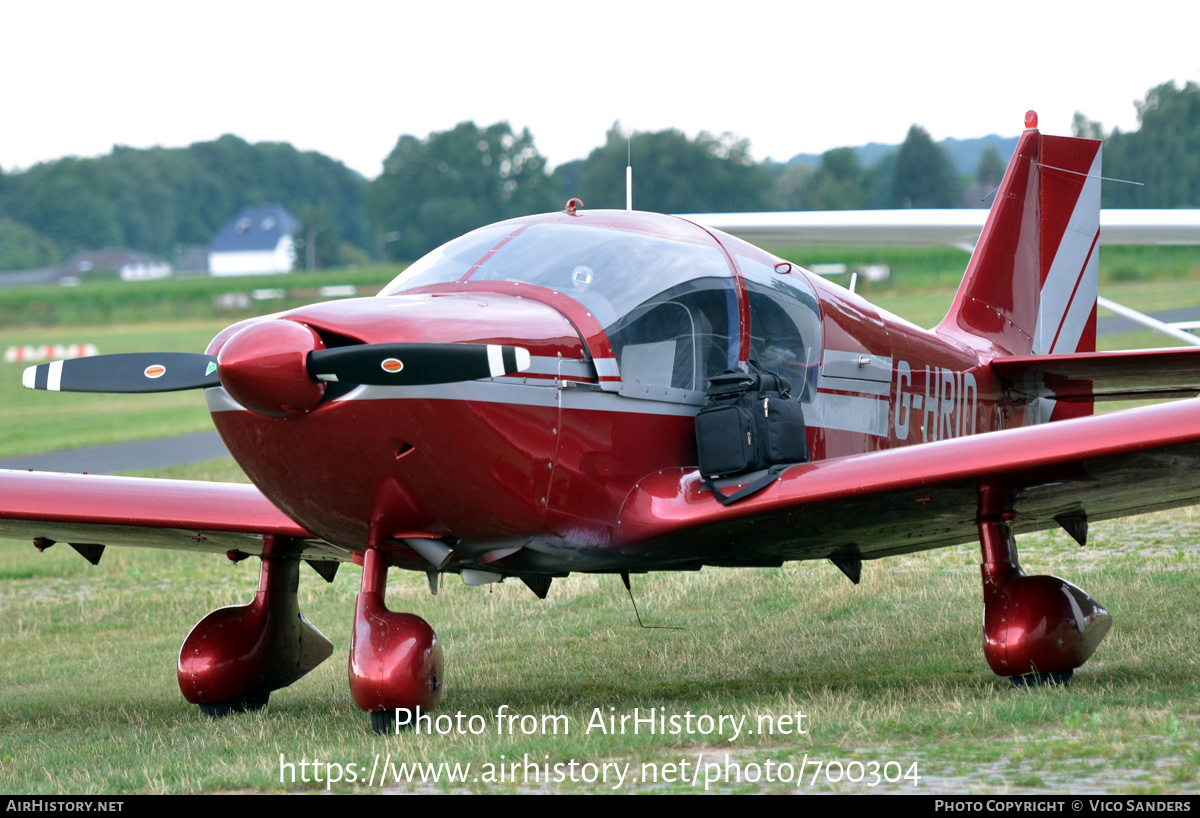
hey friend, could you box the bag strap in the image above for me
[705,371,756,398]
[745,360,793,400]
[702,464,789,506]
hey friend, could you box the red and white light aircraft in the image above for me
[6,114,1200,731]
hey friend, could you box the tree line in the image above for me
[0,135,370,272]
[1089,81,1200,208]
[1,80,1197,271]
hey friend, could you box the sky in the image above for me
[2,1,1197,179]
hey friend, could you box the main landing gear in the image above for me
[178,535,334,714]
[178,540,441,730]
[977,510,1111,686]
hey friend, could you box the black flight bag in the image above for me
[694,364,808,505]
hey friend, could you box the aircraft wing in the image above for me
[0,469,349,563]
[992,347,1200,401]
[615,398,1200,567]
[678,209,1200,248]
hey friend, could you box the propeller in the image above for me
[309,343,531,386]
[22,352,219,393]
[22,321,533,418]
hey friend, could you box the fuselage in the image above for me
[203,209,1039,576]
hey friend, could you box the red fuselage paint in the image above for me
[202,211,1049,576]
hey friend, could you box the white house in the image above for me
[208,204,298,276]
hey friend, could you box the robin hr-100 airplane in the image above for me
[6,112,1200,732]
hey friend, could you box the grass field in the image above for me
[3,267,1200,793]
[0,321,226,458]
[1,489,1197,794]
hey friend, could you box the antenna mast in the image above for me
[625,126,633,211]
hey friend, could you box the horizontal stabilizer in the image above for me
[991,348,1200,402]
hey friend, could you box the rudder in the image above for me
[938,116,1101,362]
[1035,134,1101,358]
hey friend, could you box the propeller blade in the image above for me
[22,353,220,393]
[307,343,531,386]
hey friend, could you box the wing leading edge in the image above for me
[679,209,1200,248]
[0,469,347,562]
[615,398,1200,567]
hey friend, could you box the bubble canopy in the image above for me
[382,213,733,321]
[381,211,821,399]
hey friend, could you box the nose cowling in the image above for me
[217,320,326,419]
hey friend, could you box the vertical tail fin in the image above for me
[938,118,1102,361]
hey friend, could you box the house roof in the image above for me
[211,205,298,254]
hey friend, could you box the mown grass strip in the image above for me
[0,266,404,328]
[1,480,1197,794]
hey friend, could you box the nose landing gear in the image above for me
[348,547,443,733]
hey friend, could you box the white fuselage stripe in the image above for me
[809,392,888,437]
[208,357,881,434]
[208,379,878,434]
[818,375,891,397]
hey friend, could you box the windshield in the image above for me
[383,221,735,330]
[380,223,514,291]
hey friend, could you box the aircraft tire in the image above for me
[198,690,270,718]
[370,710,394,735]
[1009,669,1073,688]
